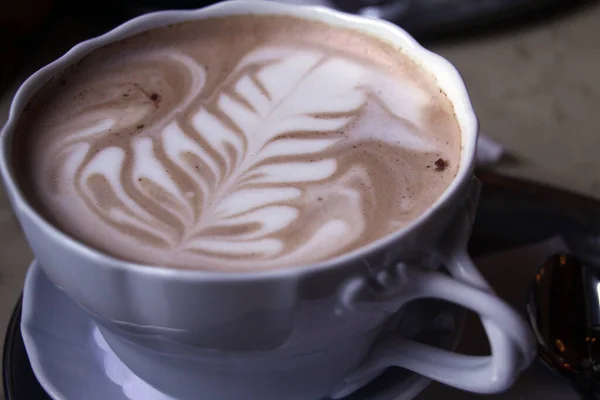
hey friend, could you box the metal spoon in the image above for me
[527,253,600,400]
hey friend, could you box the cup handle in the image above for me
[331,208,536,398]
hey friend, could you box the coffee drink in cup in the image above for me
[12,15,461,271]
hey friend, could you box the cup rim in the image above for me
[0,0,478,281]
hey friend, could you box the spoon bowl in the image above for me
[527,253,600,399]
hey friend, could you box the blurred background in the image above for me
[0,0,599,397]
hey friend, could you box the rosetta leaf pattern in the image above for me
[66,48,376,259]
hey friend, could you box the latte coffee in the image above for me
[13,15,461,271]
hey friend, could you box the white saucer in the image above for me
[21,261,465,400]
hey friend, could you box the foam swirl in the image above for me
[21,17,461,270]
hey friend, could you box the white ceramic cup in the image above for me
[0,2,536,399]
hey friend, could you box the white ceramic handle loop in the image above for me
[333,257,536,399]
[332,203,536,399]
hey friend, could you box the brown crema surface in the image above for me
[12,15,461,271]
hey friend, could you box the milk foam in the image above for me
[17,15,461,271]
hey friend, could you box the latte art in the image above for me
[16,16,461,270]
